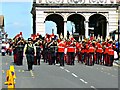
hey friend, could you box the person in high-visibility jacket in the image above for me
[108,45,114,66]
[58,39,66,66]
[67,41,76,65]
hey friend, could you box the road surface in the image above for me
[2,55,119,89]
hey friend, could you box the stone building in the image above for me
[31,0,119,40]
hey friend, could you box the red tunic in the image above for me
[58,41,66,52]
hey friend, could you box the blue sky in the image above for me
[1,2,32,39]
[1,2,74,39]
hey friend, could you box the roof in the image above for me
[0,15,4,28]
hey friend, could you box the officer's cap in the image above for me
[28,38,32,41]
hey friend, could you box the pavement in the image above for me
[1,55,119,89]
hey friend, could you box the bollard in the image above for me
[4,65,16,89]
[4,70,9,85]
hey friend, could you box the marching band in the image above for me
[9,32,118,70]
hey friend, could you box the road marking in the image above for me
[112,75,117,77]
[18,70,21,72]
[101,71,103,72]
[72,73,78,78]
[65,69,70,73]
[56,64,59,66]
[90,86,96,89]
[22,70,24,72]
[30,70,34,77]
[60,67,64,69]
[107,73,110,75]
[101,68,103,70]
[80,79,88,84]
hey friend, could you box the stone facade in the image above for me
[31,0,118,39]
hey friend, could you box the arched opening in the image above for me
[67,14,85,40]
[89,14,107,39]
[45,14,64,36]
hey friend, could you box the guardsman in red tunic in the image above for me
[84,43,89,65]
[58,39,66,66]
[88,43,95,66]
[108,45,114,66]
[67,41,76,65]
[76,41,81,63]
[96,42,103,64]
[81,41,85,64]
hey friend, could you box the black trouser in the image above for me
[36,53,41,65]
[109,55,114,66]
[26,54,34,70]
[43,50,48,63]
[96,52,102,64]
[89,53,94,66]
[17,51,23,65]
[51,52,56,65]
[67,52,75,65]
[59,52,64,66]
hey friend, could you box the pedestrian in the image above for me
[24,38,36,71]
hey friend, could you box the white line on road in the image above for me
[18,70,21,72]
[112,75,117,77]
[30,70,34,77]
[101,71,103,72]
[107,73,110,75]
[72,73,78,78]
[60,67,64,69]
[65,69,70,73]
[55,64,59,66]
[22,70,24,72]
[80,79,88,84]
[91,86,97,90]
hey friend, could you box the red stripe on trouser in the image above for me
[14,54,17,63]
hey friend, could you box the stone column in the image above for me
[64,21,67,38]
[106,21,109,37]
[85,20,89,38]
[36,11,45,36]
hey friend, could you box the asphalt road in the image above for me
[1,55,119,89]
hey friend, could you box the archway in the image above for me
[89,14,107,39]
[45,14,64,36]
[67,14,85,40]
